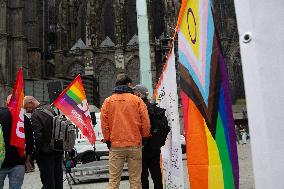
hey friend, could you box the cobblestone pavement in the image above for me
[4,142,254,189]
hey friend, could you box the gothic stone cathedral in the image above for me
[0,0,243,107]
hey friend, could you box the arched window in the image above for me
[127,0,138,41]
[152,1,165,39]
[0,1,6,33]
[77,3,86,43]
[98,60,116,105]
[126,57,140,86]
[45,62,55,78]
[103,0,114,41]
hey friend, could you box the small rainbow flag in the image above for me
[52,75,96,144]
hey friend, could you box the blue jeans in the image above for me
[0,165,25,189]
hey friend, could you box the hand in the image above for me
[105,141,111,149]
[25,160,33,173]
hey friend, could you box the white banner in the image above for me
[156,47,184,189]
[234,0,284,188]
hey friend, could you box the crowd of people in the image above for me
[0,73,169,189]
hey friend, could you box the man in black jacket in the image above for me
[0,96,34,189]
[134,85,163,189]
[24,96,63,189]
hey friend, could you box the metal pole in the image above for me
[136,0,153,95]
[42,0,45,78]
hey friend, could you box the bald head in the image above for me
[6,94,12,105]
[23,96,40,113]
[23,96,37,105]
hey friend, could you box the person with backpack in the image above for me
[101,74,151,189]
[24,96,64,189]
[0,95,34,189]
[133,85,170,189]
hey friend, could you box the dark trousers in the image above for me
[141,151,163,189]
[36,153,63,189]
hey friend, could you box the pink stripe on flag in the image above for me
[179,40,206,88]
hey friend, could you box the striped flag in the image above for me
[52,75,96,144]
[177,0,239,188]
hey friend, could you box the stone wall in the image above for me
[0,0,245,107]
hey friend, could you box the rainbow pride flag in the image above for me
[52,75,96,144]
[177,0,239,188]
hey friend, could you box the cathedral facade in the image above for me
[0,0,28,106]
[0,0,243,107]
[52,0,180,106]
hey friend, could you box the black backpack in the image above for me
[146,104,171,150]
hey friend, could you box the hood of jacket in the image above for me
[113,85,133,94]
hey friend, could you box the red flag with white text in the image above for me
[8,68,25,157]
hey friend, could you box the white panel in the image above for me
[234,0,284,188]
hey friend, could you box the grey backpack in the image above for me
[40,108,76,152]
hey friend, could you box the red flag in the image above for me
[52,75,96,144]
[8,68,25,157]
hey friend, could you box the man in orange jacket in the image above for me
[101,73,151,189]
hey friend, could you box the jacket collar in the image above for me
[113,85,133,94]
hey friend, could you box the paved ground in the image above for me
[4,142,254,189]
[238,142,255,189]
